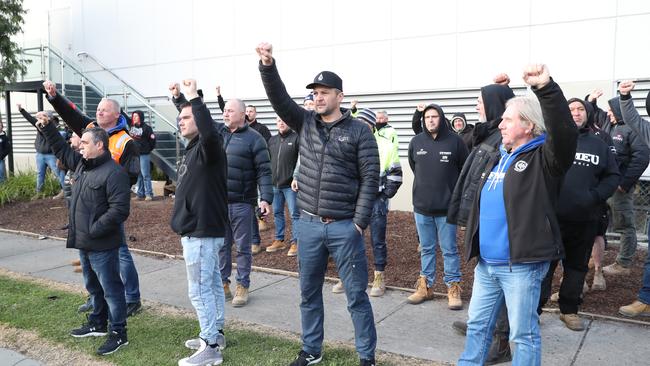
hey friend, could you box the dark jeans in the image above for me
[298,214,376,360]
[539,221,597,314]
[369,197,388,271]
[220,202,253,288]
[79,247,127,333]
[639,216,650,304]
[119,224,141,303]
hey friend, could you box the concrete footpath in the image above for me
[1,231,649,365]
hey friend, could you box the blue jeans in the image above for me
[272,187,299,242]
[298,214,376,360]
[414,213,461,286]
[118,224,141,303]
[639,221,650,304]
[35,153,64,191]
[369,198,388,271]
[182,236,226,344]
[220,203,253,288]
[459,261,550,366]
[79,247,127,333]
[135,153,153,198]
[0,159,6,183]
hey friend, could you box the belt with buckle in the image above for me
[302,210,337,224]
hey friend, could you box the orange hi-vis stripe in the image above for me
[86,122,132,164]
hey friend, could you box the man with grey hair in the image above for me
[43,80,143,318]
[171,88,273,308]
[17,105,65,198]
[459,65,578,366]
[34,117,131,355]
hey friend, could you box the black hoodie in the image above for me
[408,104,469,216]
[589,96,650,192]
[450,112,474,150]
[19,108,56,154]
[447,84,514,226]
[127,110,156,155]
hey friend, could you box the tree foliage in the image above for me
[0,0,29,91]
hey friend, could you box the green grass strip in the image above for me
[0,274,372,365]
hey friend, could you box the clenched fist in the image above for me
[169,82,181,98]
[618,80,635,96]
[43,80,57,97]
[256,42,273,66]
[522,64,550,89]
[182,79,199,101]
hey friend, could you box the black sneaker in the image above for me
[126,301,142,317]
[97,331,129,355]
[70,322,107,338]
[289,350,322,366]
[360,358,376,366]
[452,320,468,336]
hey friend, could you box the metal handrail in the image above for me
[75,51,178,132]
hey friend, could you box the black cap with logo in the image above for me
[306,71,343,91]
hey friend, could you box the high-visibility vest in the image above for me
[86,122,132,164]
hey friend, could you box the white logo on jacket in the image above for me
[416,149,427,156]
[574,152,600,166]
[514,161,528,172]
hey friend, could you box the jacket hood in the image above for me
[131,110,145,126]
[607,97,624,124]
[106,115,129,135]
[451,113,467,132]
[567,97,596,129]
[421,103,449,137]
[481,84,515,122]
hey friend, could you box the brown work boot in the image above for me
[232,284,249,307]
[602,262,631,276]
[591,269,606,291]
[619,300,650,318]
[251,244,262,255]
[407,276,434,304]
[287,241,298,257]
[560,313,585,331]
[71,259,81,266]
[447,282,463,310]
[265,240,287,253]
[369,271,386,297]
[224,283,232,301]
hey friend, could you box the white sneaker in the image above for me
[185,333,226,350]
[332,280,345,294]
[178,338,223,366]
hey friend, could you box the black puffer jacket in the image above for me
[259,60,379,228]
[268,129,299,188]
[40,122,130,251]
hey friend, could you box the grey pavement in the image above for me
[0,348,43,366]
[1,231,649,365]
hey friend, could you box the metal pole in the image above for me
[37,89,44,112]
[123,88,128,114]
[81,77,87,114]
[5,91,14,175]
[40,44,46,80]
[60,59,66,95]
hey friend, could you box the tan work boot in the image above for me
[287,241,298,257]
[71,259,81,266]
[265,240,287,253]
[232,284,249,307]
[560,313,585,331]
[619,300,650,318]
[550,292,559,302]
[407,276,434,304]
[224,283,232,301]
[369,271,386,297]
[144,195,153,201]
[332,279,345,294]
[447,282,463,310]
[602,262,631,276]
[251,244,262,255]
[591,269,606,291]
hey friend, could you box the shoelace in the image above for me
[372,274,383,288]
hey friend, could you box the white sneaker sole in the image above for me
[97,341,129,355]
[71,331,107,338]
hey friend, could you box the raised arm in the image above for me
[182,79,225,164]
[257,42,309,132]
[38,118,82,171]
[619,80,650,145]
[43,80,93,136]
[411,104,425,134]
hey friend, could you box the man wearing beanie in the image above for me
[332,109,403,298]
[587,88,649,278]
[408,103,468,310]
[450,113,474,150]
[257,42,379,366]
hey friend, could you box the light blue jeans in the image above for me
[459,260,550,366]
[272,187,299,242]
[35,153,64,191]
[135,153,153,198]
[182,236,226,345]
[414,213,461,286]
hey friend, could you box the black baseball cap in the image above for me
[306,71,343,91]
